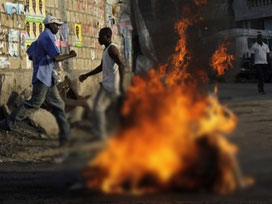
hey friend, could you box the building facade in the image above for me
[233,0,272,30]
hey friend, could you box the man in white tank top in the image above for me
[79,27,124,139]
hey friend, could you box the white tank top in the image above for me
[102,43,120,95]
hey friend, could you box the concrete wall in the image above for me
[264,18,272,30]
[233,0,272,21]
[0,0,132,105]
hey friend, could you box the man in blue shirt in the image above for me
[0,16,77,146]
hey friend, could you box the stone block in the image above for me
[7,15,13,27]
[29,109,59,137]
[47,0,54,7]
[1,14,6,26]
[79,48,83,58]
[84,48,88,58]
[76,58,81,69]
[21,58,26,69]
[67,11,70,21]
[9,57,20,69]
[0,71,32,105]
[79,59,84,69]
[84,59,88,69]
[54,0,59,8]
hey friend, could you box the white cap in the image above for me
[43,16,63,25]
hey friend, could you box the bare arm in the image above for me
[108,45,125,94]
[54,50,77,62]
[79,61,103,82]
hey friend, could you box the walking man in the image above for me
[0,16,77,146]
[251,34,270,94]
[79,27,124,139]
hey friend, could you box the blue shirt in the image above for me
[27,28,60,87]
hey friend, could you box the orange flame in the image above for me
[211,41,234,76]
[85,88,239,194]
[194,0,208,6]
[214,84,218,96]
[83,3,250,195]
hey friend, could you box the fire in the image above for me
[194,0,208,6]
[83,1,251,195]
[211,41,234,76]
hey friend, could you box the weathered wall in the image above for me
[0,0,132,105]
[0,0,32,104]
[233,0,272,21]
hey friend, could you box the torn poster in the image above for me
[21,31,27,51]
[59,23,69,48]
[90,50,95,61]
[9,29,20,42]
[18,2,25,15]
[0,57,10,68]
[5,2,19,15]
[9,43,19,57]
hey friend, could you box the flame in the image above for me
[211,41,234,76]
[85,89,239,194]
[83,2,250,195]
[214,84,218,96]
[194,0,208,6]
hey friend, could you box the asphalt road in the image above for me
[1,83,272,203]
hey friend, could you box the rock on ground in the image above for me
[29,109,59,137]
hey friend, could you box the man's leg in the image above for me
[93,86,112,139]
[2,81,48,130]
[259,65,266,93]
[46,85,71,143]
[262,64,269,92]
[255,64,264,93]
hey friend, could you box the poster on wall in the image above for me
[38,22,44,35]
[0,57,10,68]
[90,50,95,61]
[6,2,19,15]
[119,13,133,61]
[55,23,69,54]
[5,2,25,15]
[9,43,19,57]
[9,29,19,57]
[24,0,46,21]
[59,23,69,48]
[32,22,38,38]
[106,2,117,34]
[29,0,46,16]
[25,21,31,39]
[9,29,20,42]
[24,0,45,68]
[26,42,32,69]
[25,0,45,16]
[106,2,113,25]
[21,31,27,51]
[18,2,25,14]
[24,0,46,39]
[74,24,82,48]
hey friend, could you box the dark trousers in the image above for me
[6,80,70,140]
[255,64,268,93]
